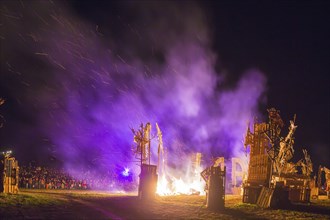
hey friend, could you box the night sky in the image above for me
[0,0,329,176]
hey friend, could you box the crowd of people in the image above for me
[19,165,136,191]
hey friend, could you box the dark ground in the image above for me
[1,190,330,219]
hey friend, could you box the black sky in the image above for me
[1,0,329,168]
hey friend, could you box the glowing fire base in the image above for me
[138,164,158,200]
[205,166,226,211]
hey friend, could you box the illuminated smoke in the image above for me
[1,1,266,189]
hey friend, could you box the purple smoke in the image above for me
[1,1,266,188]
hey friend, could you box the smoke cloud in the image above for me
[1,1,266,185]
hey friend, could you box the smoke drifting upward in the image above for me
[1,1,266,180]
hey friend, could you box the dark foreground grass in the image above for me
[0,190,106,219]
[0,190,329,219]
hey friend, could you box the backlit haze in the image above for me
[1,0,287,193]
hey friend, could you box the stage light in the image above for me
[122,168,130,177]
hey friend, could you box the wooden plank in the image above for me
[257,187,274,208]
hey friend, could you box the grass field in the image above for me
[1,189,330,219]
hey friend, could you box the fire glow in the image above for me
[154,154,249,196]
[157,174,205,196]
[156,157,206,196]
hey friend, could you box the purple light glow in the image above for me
[2,1,267,190]
[122,168,130,177]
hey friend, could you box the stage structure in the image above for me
[1,150,19,194]
[322,167,330,199]
[231,157,248,195]
[201,157,226,211]
[0,101,20,194]
[132,122,158,200]
[243,108,313,207]
[312,166,330,199]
